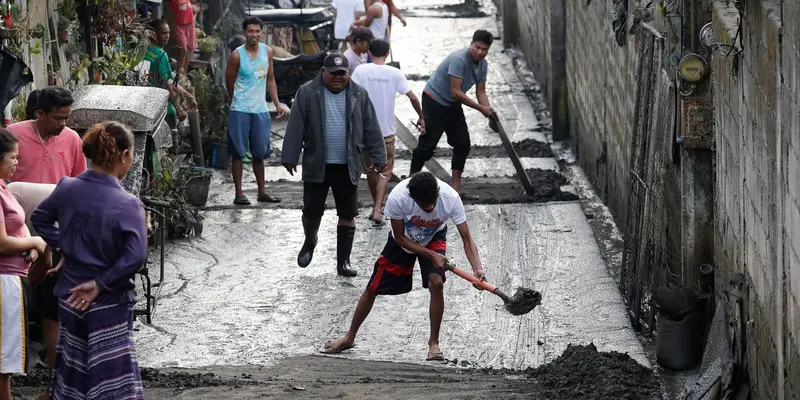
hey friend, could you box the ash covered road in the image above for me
[16,1,656,398]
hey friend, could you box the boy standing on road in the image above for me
[410,30,497,201]
[170,0,197,74]
[322,172,485,361]
[225,17,287,206]
[351,39,425,225]
[333,0,365,51]
[343,27,373,73]
[281,53,387,277]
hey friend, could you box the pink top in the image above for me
[0,182,30,276]
[6,121,87,185]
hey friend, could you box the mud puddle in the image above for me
[393,138,553,160]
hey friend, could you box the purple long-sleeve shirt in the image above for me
[31,170,147,305]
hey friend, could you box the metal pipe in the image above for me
[774,10,785,396]
[187,109,205,167]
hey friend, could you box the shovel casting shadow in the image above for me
[444,260,541,316]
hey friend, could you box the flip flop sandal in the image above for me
[321,340,355,354]
[233,195,251,206]
[426,351,445,361]
[367,216,384,226]
[459,192,480,201]
[257,194,282,203]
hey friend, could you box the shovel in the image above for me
[444,260,541,316]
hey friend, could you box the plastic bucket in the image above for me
[656,310,704,371]
[211,142,229,170]
[182,167,213,208]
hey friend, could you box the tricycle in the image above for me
[246,5,336,54]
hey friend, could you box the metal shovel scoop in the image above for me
[444,260,542,316]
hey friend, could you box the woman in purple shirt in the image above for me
[32,121,147,400]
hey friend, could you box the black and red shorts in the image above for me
[366,228,448,295]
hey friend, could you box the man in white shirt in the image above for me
[322,172,485,361]
[352,39,425,225]
[332,0,365,51]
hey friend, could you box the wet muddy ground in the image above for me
[13,0,662,398]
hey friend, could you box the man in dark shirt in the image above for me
[281,54,387,277]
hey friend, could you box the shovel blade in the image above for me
[504,287,541,316]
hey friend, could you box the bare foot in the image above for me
[321,337,355,354]
[426,343,444,361]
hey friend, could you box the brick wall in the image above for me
[511,0,637,228]
[504,0,799,396]
[515,0,551,97]
[712,0,800,397]
[564,1,637,229]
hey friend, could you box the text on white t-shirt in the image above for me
[351,63,411,137]
[383,178,467,252]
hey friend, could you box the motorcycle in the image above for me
[271,51,327,107]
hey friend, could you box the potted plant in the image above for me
[57,17,70,43]
[197,35,220,61]
[0,25,17,40]
[144,158,205,238]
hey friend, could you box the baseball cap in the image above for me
[324,53,349,73]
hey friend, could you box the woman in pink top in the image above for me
[0,128,48,399]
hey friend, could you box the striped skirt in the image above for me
[50,300,144,400]
[0,274,29,374]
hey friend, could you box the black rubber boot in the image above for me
[336,225,358,277]
[297,216,321,268]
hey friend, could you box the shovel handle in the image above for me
[444,261,497,292]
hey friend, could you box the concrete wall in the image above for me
[564,1,637,229]
[504,0,799,396]
[711,0,798,397]
[510,0,637,228]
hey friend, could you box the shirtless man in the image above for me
[322,172,485,361]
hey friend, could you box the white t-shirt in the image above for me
[384,178,467,252]
[351,63,411,137]
[8,182,56,236]
[332,0,366,39]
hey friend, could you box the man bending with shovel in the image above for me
[323,171,485,361]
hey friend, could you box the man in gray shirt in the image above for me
[410,30,497,200]
[282,53,387,277]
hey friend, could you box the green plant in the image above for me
[197,35,220,53]
[58,0,78,21]
[10,97,27,123]
[144,157,204,239]
[188,69,229,141]
[91,27,150,85]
